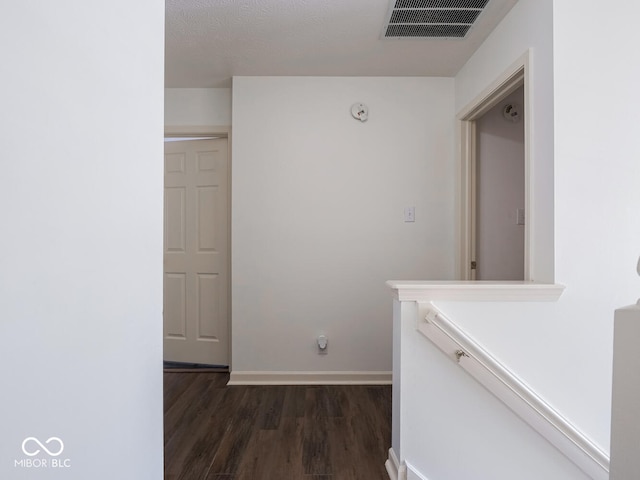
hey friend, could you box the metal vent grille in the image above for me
[384,0,490,39]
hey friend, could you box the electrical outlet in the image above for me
[317,335,328,354]
[404,206,415,223]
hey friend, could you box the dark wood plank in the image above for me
[163,372,199,412]
[232,417,305,480]
[164,373,234,478]
[206,386,261,475]
[303,388,332,475]
[171,386,247,479]
[367,386,392,429]
[282,385,306,418]
[345,387,391,480]
[164,373,391,480]
[164,373,217,445]
[256,386,286,430]
[327,417,358,479]
[308,385,345,418]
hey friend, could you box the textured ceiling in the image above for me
[165,0,518,88]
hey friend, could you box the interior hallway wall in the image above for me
[444,0,640,453]
[0,2,164,478]
[553,0,640,450]
[456,0,554,283]
[165,88,232,126]
[231,76,456,373]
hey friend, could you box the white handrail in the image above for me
[417,302,609,480]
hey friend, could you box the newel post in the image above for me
[609,258,640,479]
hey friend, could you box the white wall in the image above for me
[438,0,640,455]
[394,301,591,480]
[165,88,232,126]
[552,0,640,449]
[456,0,554,284]
[231,76,456,373]
[0,2,164,478]
[476,87,525,280]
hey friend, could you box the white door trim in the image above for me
[164,125,232,368]
[457,51,531,280]
[165,125,230,137]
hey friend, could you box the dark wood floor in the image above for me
[164,372,392,480]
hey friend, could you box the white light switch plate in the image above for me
[404,207,415,223]
[516,208,525,225]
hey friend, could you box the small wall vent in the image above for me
[383,0,490,39]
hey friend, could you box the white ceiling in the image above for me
[165,0,518,88]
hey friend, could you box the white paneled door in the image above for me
[163,138,229,366]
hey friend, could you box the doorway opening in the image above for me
[163,127,231,370]
[458,53,530,281]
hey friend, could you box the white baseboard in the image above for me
[227,370,392,385]
[386,448,407,480]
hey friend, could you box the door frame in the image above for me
[164,125,232,368]
[457,52,531,280]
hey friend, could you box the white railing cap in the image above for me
[386,280,565,302]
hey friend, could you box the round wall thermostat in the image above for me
[351,103,368,122]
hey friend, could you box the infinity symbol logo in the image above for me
[21,437,64,457]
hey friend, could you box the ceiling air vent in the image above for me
[383,0,490,39]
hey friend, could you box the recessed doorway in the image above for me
[458,54,530,280]
[475,86,525,280]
